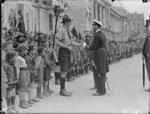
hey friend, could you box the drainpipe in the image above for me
[38,1,40,32]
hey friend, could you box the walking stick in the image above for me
[91,60,110,96]
[142,57,145,88]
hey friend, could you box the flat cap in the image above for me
[15,32,26,38]
[6,50,17,59]
[85,32,92,37]
[17,43,28,51]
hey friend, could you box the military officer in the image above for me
[142,34,150,90]
[85,20,109,96]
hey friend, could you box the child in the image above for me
[3,50,19,113]
[26,44,40,104]
[36,46,46,98]
[15,43,31,109]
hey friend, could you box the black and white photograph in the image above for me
[1,0,150,113]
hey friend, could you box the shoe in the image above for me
[60,89,73,96]
[47,89,54,93]
[93,92,106,96]
[43,92,51,97]
[67,78,74,82]
[32,98,40,102]
[24,100,32,107]
[37,94,45,99]
[7,107,16,113]
[28,100,35,105]
[145,88,150,92]
[19,101,28,109]
[90,87,96,90]
[12,105,20,113]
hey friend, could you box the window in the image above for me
[49,14,53,30]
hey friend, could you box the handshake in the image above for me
[81,42,87,48]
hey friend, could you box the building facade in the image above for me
[128,12,145,37]
[2,0,66,35]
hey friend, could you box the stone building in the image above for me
[128,12,145,37]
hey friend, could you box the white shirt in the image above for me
[96,29,101,34]
[15,55,28,78]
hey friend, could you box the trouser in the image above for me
[93,67,106,94]
[145,56,150,82]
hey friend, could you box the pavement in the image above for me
[2,54,149,113]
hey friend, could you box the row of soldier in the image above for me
[107,38,144,64]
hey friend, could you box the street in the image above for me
[14,54,149,113]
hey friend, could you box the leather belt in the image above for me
[20,67,28,71]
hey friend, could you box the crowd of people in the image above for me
[107,38,144,64]
[1,29,91,113]
[1,25,144,113]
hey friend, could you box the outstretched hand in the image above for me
[82,42,87,48]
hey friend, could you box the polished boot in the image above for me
[60,77,72,96]
[55,72,60,85]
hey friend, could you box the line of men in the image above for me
[107,38,144,64]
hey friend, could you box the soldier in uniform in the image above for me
[142,34,150,90]
[85,20,109,96]
[55,15,82,96]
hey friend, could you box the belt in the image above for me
[97,48,106,52]
[20,67,28,71]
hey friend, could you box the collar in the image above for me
[96,29,101,33]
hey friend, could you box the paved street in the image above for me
[16,54,149,113]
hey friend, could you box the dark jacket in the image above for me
[3,62,16,82]
[88,30,109,74]
[142,34,150,58]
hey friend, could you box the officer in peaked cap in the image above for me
[93,19,103,28]
[85,19,109,96]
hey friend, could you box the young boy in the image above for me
[26,44,40,104]
[36,46,46,99]
[3,50,19,113]
[15,43,31,109]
